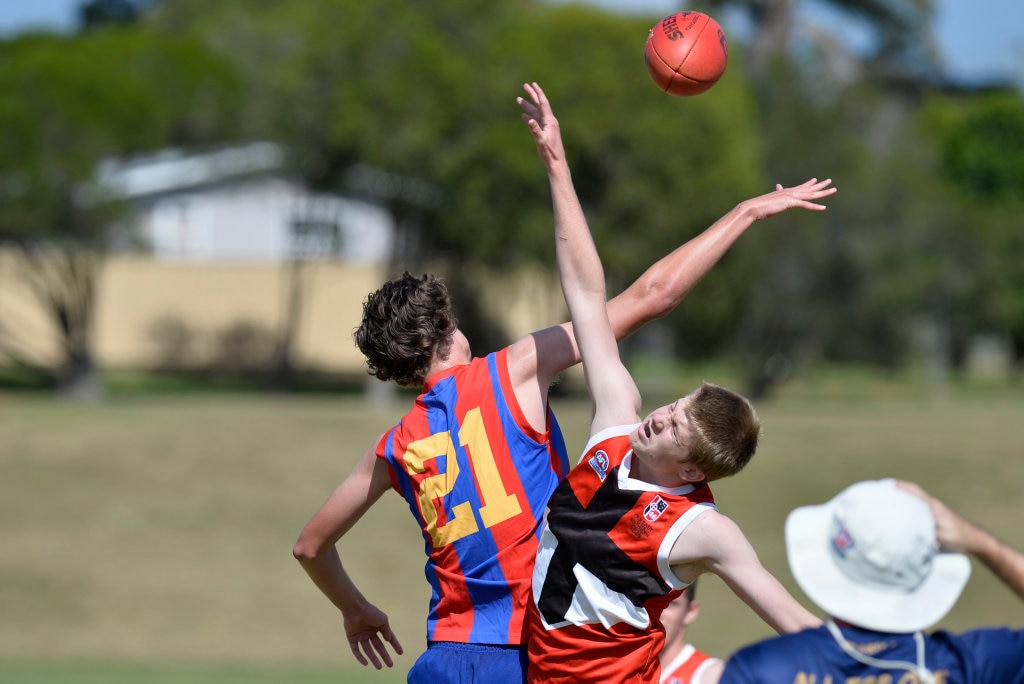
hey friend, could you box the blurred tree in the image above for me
[79,0,152,29]
[0,30,242,397]
[148,0,765,355]
[937,93,1024,203]
[730,71,1023,392]
[135,0,1018,392]
[702,0,941,85]
[686,0,965,395]
[923,90,1024,373]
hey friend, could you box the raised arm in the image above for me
[898,480,1024,601]
[607,177,836,340]
[518,81,640,432]
[669,510,822,634]
[293,444,403,669]
[507,82,835,432]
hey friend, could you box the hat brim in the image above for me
[785,495,972,633]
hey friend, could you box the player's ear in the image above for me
[679,463,704,483]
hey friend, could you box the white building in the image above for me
[91,141,394,265]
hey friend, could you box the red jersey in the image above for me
[376,348,569,645]
[661,644,722,684]
[527,425,717,683]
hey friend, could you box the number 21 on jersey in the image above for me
[402,407,522,548]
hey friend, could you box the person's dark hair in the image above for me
[685,382,760,481]
[354,272,457,387]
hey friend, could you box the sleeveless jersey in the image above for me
[376,348,569,645]
[661,644,722,684]
[721,623,1024,684]
[527,425,717,683]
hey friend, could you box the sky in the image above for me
[1,0,1022,86]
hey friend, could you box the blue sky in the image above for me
[2,0,1022,85]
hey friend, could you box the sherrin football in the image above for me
[644,11,728,96]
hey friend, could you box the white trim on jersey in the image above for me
[618,453,703,496]
[660,643,724,684]
[579,423,637,465]
[657,502,717,589]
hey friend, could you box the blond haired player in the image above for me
[519,81,833,683]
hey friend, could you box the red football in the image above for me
[644,11,728,96]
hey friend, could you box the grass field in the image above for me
[1,375,1022,682]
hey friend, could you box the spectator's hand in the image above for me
[899,480,1024,606]
[518,82,566,168]
[344,602,403,669]
[896,480,973,553]
[740,178,837,221]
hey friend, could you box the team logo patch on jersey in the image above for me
[644,495,669,522]
[588,450,610,481]
[831,524,855,558]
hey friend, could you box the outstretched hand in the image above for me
[517,81,566,168]
[742,178,837,221]
[345,602,403,669]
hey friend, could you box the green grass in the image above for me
[0,661,382,684]
[1,381,1022,682]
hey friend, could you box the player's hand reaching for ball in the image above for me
[740,178,837,222]
[344,602,403,669]
[518,82,566,169]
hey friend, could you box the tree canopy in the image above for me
[0,26,242,395]
[2,0,1022,395]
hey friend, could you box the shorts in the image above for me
[407,641,528,684]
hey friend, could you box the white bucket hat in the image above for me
[786,479,972,633]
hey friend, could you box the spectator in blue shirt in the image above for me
[720,478,1024,684]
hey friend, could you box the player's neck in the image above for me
[630,457,686,489]
[426,350,471,379]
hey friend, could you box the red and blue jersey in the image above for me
[376,348,568,645]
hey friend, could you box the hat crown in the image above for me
[828,483,938,592]
[786,478,972,633]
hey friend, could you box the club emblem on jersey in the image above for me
[644,495,669,522]
[831,524,855,558]
[588,450,610,481]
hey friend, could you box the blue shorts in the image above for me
[407,641,528,684]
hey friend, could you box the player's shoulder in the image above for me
[683,504,739,538]
[506,324,577,378]
[502,333,536,375]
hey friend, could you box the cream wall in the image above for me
[0,252,386,373]
[95,257,388,371]
[1,253,570,376]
